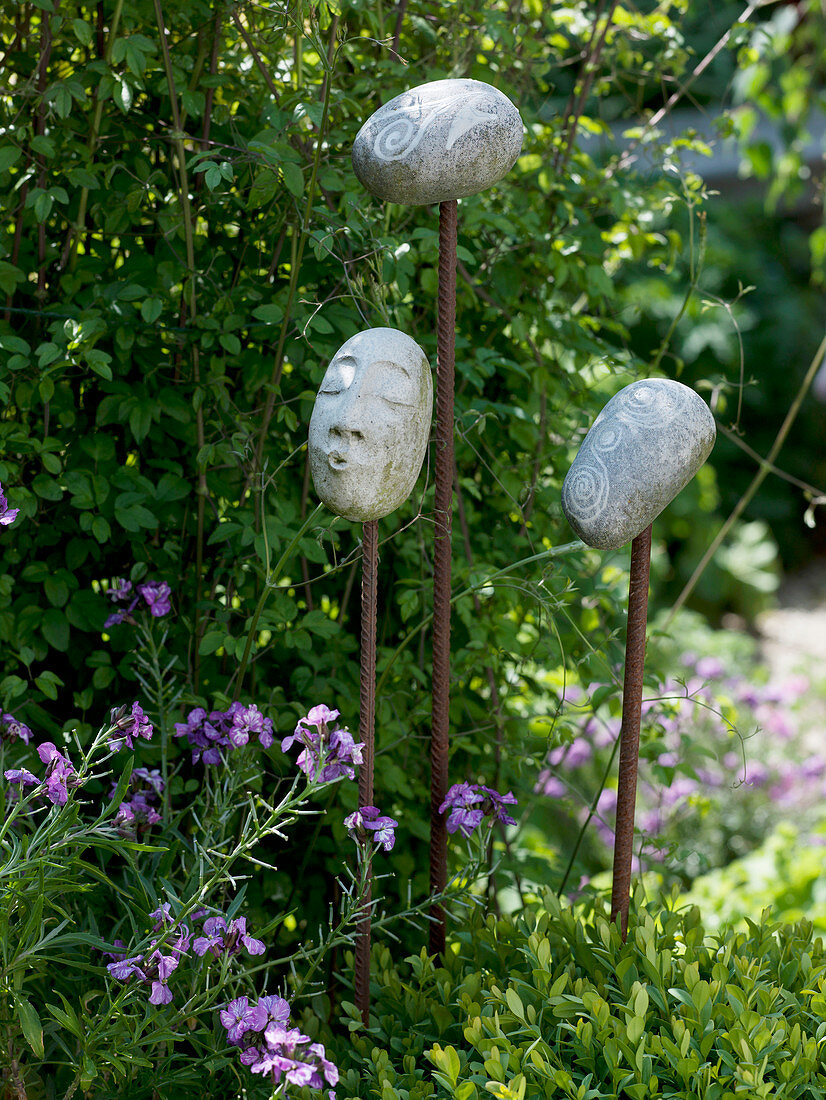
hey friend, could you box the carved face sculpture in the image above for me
[308,328,433,522]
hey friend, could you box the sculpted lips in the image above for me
[327,450,347,470]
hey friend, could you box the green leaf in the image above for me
[72,18,92,45]
[35,670,64,699]
[205,164,222,189]
[219,332,241,354]
[53,84,72,119]
[251,303,284,325]
[199,631,225,656]
[15,997,44,1059]
[31,474,63,501]
[113,76,133,112]
[282,162,304,198]
[303,609,338,638]
[44,575,70,608]
[141,298,162,323]
[30,135,55,158]
[91,515,111,543]
[42,608,70,651]
[34,190,53,223]
[0,147,22,173]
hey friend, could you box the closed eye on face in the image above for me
[361,359,416,407]
[319,355,357,395]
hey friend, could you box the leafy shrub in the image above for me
[336,892,826,1099]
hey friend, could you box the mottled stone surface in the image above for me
[561,379,716,550]
[309,328,433,522]
[351,78,523,206]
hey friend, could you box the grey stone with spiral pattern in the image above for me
[561,379,716,550]
[351,79,523,205]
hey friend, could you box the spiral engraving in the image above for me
[371,92,492,163]
[373,115,420,162]
[616,383,684,429]
[562,456,610,522]
[591,423,622,454]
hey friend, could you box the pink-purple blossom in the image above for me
[0,482,19,527]
[439,782,518,837]
[36,742,78,806]
[138,580,172,618]
[0,712,32,745]
[249,1023,339,1092]
[220,997,268,1045]
[192,915,265,959]
[344,805,398,851]
[111,768,164,835]
[282,706,364,783]
[108,702,154,751]
[174,703,274,764]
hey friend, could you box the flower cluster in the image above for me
[104,578,172,628]
[219,994,338,1095]
[0,712,32,744]
[112,768,163,835]
[439,782,518,837]
[344,805,398,851]
[174,702,274,765]
[192,915,265,958]
[535,659,816,878]
[281,705,364,783]
[108,702,154,751]
[0,481,19,527]
[106,905,266,1006]
[5,742,80,807]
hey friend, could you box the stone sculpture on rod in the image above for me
[352,78,523,957]
[561,378,716,939]
[309,327,433,1023]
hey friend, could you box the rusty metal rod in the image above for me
[429,198,457,958]
[610,523,652,941]
[355,519,378,1023]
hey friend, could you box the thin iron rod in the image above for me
[610,523,652,941]
[355,519,378,1023]
[429,198,458,957]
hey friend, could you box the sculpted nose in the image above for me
[329,425,364,449]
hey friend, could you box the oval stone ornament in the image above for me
[309,328,433,523]
[351,78,523,206]
[561,379,716,551]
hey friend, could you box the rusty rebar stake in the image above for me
[355,519,378,1024]
[610,523,652,941]
[429,198,458,958]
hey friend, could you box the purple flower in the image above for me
[4,767,39,788]
[0,482,19,527]
[175,703,273,764]
[258,994,291,1027]
[108,702,154,751]
[695,656,725,680]
[477,786,518,827]
[535,770,566,798]
[193,915,265,958]
[0,712,32,744]
[108,578,133,603]
[107,954,147,982]
[439,782,485,837]
[220,997,268,1045]
[282,706,363,784]
[228,703,274,750]
[36,742,78,806]
[104,596,139,629]
[344,805,399,851]
[138,581,171,618]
